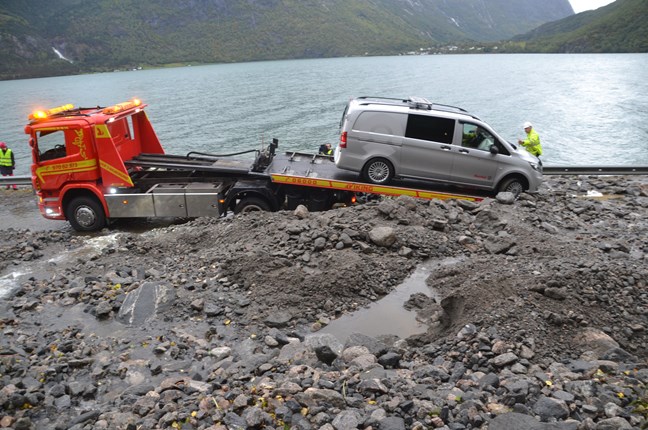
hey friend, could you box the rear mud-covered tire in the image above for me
[362,158,394,185]
[234,197,272,214]
[66,196,106,232]
[497,177,525,197]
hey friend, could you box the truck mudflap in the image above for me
[270,174,483,202]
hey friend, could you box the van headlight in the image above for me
[528,162,541,172]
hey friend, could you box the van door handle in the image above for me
[459,149,470,154]
[440,145,452,151]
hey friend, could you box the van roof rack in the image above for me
[406,96,432,110]
[355,96,479,120]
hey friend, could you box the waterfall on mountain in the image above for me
[52,47,73,63]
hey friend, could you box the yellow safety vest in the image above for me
[0,149,13,167]
[522,129,542,157]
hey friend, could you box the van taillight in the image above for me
[340,131,347,148]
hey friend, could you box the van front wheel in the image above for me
[497,177,525,197]
[362,158,394,185]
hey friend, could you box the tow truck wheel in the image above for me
[66,196,106,231]
[234,196,271,214]
[497,177,525,197]
[362,158,394,185]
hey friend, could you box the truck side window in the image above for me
[37,130,67,162]
[405,114,455,144]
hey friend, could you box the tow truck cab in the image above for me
[24,100,184,231]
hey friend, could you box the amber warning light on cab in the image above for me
[29,104,74,120]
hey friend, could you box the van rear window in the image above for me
[405,114,455,144]
[353,112,406,136]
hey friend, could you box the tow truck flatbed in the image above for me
[267,151,483,202]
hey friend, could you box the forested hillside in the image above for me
[0,0,573,80]
[507,0,648,52]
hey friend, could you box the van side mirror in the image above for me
[489,145,499,155]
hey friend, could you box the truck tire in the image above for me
[362,158,394,185]
[66,196,106,231]
[234,196,271,214]
[497,177,525,197]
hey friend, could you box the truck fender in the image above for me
[60,184,110,218]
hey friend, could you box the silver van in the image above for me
[334,96,543,195]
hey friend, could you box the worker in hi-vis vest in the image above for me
[518,122,543,157]
[0,141,18,190]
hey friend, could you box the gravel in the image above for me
[0,175,647,429]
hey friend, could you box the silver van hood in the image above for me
[509,141,539,163]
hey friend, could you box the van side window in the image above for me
[353,112,406,136]
[405,114,455,144]
[461,122,511,156]
[461,123,495,151]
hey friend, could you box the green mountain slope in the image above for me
[0,0,574,80]
[508,0,648,52]
[376,0,575,42]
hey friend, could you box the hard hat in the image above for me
[0,142,6,149]
[523,122,533,128]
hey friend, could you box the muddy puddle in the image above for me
[0,219,188,300]
[319,256,463,343]
[0,233,124,299]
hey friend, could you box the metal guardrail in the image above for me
[0,175,32,186]
[543,166,648,175]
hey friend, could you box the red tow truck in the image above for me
[24,99,481,231]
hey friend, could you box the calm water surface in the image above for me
[1,54,647,176]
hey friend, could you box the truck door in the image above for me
[32,123,98,191]
[400,114,456,181]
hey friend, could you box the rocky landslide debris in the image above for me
[0,175,647,429]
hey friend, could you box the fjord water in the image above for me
[1,53,647,176]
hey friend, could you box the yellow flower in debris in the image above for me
[545,380,553,387]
